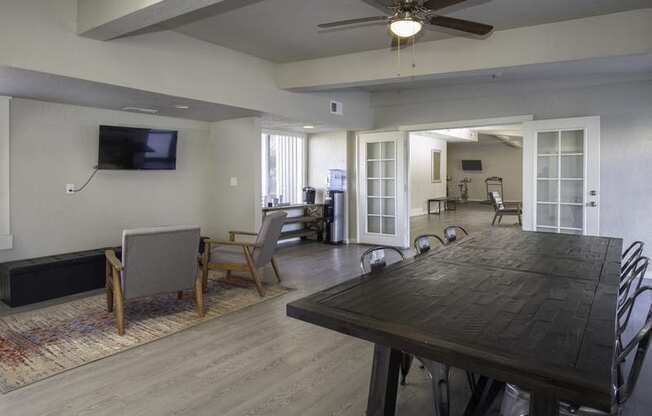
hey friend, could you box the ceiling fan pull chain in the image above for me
[397,36,401,77]
[411,36,416,71]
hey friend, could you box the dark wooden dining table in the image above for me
[286,228,622,416]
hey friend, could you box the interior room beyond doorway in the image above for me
[409,124,524,238]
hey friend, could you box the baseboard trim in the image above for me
[410,208,426,217]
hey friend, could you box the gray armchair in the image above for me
[105,225,203,336]
[200,211,287,297]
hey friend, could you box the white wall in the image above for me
[0,98,213,262]
[409,134,447,216]
[372,76,652,249]
[208,117,262,240]
[447,141,522,202]
[308,131,347,203]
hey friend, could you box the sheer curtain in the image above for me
[261,132,305,205]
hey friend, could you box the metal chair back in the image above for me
[614,286,652,406]
[619,256,649,309]
[622,241,644,276]
[360,246,406,274]
[413,234,445,255]
[443,225,469,244]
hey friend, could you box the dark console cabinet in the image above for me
[0,247,120,307]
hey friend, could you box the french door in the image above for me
[357,131,409,247]
[522,117,600,235]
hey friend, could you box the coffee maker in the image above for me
[302,187,316,204]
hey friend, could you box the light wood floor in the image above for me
[1,204,650,416]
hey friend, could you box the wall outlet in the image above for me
[65,184,76,194]
[229,177,238,187]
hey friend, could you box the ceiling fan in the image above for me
[318,0,493,45]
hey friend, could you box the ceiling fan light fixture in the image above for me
[390,18,422,38]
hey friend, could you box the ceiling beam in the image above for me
[276,9,652,91]
[77,0,237,40]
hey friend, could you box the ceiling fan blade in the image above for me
[422,0,468,12]
[428,16,493,35]
[318,16,387,29]
[361,0,394,14]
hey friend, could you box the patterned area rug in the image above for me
[0,273,290,393]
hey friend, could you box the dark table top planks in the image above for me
[287,228,623,411]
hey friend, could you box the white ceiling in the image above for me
[424,123,523,147]
[172,0,652,62]
[0,67,259,122]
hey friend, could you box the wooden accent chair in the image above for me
[200,211,287,297]
[105,225,204,336]
[489,191,522,226]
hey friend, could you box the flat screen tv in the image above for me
[98,125,177,170]
[462,160,482,171]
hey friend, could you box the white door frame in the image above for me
[522,116,601,235]
[357,131,410,248]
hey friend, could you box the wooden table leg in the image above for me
[529,391,559,416]
[367,344,402,416]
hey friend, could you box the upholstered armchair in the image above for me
[105,225,204,335]
[200,211,287,297]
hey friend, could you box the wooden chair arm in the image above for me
[105,249,124,271]
[203,239,260,248]
[228,230,258,241]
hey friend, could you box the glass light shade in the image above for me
[390,19,422,38]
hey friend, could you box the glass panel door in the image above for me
[535,129,585,234]
[366,141,397,235]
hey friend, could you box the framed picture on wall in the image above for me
[431,150,442,183]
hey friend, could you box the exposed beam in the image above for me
[276,9,652,91]
[77,0,238,40]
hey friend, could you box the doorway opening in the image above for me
[408,123,524,240]
[356,116,599,248]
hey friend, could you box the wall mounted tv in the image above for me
[461,160,482,171]
[98,125,177,170]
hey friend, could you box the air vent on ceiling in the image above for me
[330,100,343,115]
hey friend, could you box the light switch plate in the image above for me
[229,177,238,187]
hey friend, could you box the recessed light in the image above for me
[303,125,315,129]
[174,105,190,110]
[121,106,158,114]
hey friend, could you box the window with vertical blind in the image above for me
[261,132,305,205]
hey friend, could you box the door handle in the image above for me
[587,201,598,207]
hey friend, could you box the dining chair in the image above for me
[359,247,415,389]
[619,256,649,308]
[414,234,446,255]
[365,240,469,416]
[359,246,406,274]
[500,285,652,416]
[443,225,469,244]
[621,241,645,278]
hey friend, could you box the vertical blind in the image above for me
[262,132,305,204]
